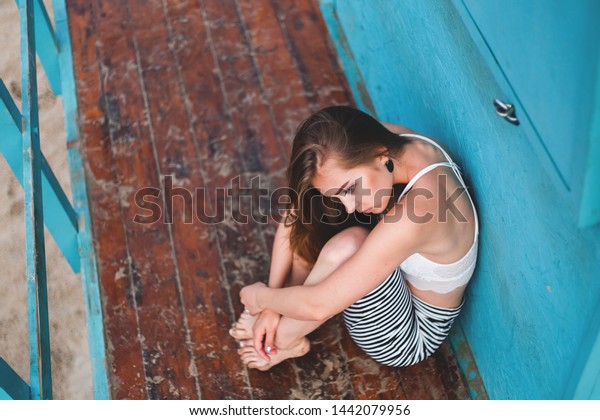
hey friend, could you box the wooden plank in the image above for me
[194,1,298,399]
[294,317,355,399]
[430,342,470,399]
[396,345,461,399]
[128,0,253,399]
[273,0,350,110]
[236,0,311,158]
[338,322,408,399]
[200,0,288,180]
[89,0,199,399]
[68,0,148,399]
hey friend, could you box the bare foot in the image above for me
[237,338,310,371]
[229,310,258,341]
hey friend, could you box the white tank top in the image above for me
[391,133,479,294]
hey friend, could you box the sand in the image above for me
[0,0,93,399]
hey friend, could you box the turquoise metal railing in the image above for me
[0,0,109,399]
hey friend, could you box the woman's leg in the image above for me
[237,226,370,370]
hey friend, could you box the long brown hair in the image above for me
[284,106,411,268]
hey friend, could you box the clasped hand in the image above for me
[240,282,280,361]
[240,281,266,315]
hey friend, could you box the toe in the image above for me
[230,329,244,340]
[239,347,255,355]
[241,353,254,361]
[242,355,257,365]
[248,360,270,371]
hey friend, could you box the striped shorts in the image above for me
[342,267,464,367]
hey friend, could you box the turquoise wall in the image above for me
[319,0,600,399]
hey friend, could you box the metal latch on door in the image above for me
[493,99,520,126]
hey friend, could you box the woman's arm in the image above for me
[241,211,426,321]
[248,211,295,360]
[266,211,295,289]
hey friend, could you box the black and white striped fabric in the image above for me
[342,267,463,367]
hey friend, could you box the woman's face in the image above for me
[311,154,394,214]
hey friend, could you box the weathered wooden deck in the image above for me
[67,0,470,399]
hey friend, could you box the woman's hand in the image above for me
[240,282,267,315]
[252,309,281,361]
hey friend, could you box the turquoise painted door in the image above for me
[458,0,600,226]
[463,0,599,187]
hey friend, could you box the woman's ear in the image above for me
[376,146,389,163]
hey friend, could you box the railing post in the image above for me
[52,0,111,399]
[20,0,52,400]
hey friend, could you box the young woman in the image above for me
[229,105,479,370]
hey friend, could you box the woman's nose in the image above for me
[339,196,356,213]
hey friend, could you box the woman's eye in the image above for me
[343,184,356,195]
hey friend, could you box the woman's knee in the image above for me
[319,226,370,264]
